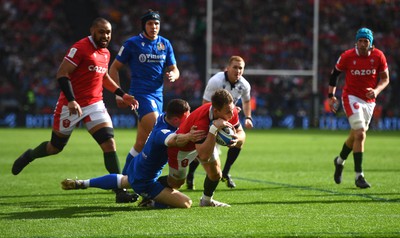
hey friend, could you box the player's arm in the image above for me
[109,59,129,108]
[56,59,82,117]
[242,100,253,129]
[366,69,389,99]
[233,123,245,145]
[103,73,139,110]
[328,67,341,113]
[109,59,124,86]
[167,126,207,147]
[166,65,180,82]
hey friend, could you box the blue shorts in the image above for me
[127,157,164,199]
[134,94,163,120]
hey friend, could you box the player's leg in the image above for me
[333,95,355,184]
[123,95,161,174]
[167,150,197,189]
[186,159,199,190]
[85,101,138,202]
[12,103,75,175]
[61,174,131,190]
[333,133,353,184]
[221,134,244,188]
[199,149,230,207]
[153,187,192,208]
[351,101,374,188]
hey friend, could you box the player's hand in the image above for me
[115,95,128,108]
[188,125,207,142]
[328,97,339,113]
[67,101,82,117]
[212,118,233,130]
[245,118,253,129]
[366,87,377,99]
[227,133,239,147]
[122,94,139,111]
[166,71,177,83]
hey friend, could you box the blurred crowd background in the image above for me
[1,0,399,126]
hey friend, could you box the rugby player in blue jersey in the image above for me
[109,9,180,173]
[61,99,206,208]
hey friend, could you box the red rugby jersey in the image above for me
[174,103,239,152]
[335,47,388,103]
[58,36,110,107]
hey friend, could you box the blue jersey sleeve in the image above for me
[165,40,177,67]
[115,39,133,64]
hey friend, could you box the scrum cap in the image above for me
[356,27,373,45]
[141,10,161,31]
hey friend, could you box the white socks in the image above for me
[129,147,139,157]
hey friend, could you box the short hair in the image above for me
[91,17,110,28]
[228,56,245,65]
[166,99,190,119]
[211,89,234,110]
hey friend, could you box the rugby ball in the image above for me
[216,126,235,146]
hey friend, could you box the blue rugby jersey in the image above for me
[127,113,176,182]
[116,33,176,95]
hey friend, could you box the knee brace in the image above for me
[50,131,70,151]
[92,127,114,145]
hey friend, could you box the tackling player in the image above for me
[328,27,390,188]
[12,18,139,203]
[61,99,206,208]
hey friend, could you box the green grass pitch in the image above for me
[0,128,399,237]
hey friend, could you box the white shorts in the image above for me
[53,101,112,135]
[168,147,220,180]
[343,95,375,130]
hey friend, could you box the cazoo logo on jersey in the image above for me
[139,53,166,63]
[350,69,376,76]
[88,65,107,73]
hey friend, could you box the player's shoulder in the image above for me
[371,48,386,57]
[341,48,356,57]
[208,72,225,83]
[123,34,141,45]
[157,35,170,43]
[71,37,90,48]
[239,76,251,88]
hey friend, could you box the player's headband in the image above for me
[356,27,373,45]
[141,10,161,31]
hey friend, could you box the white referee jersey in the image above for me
[203,72,251,105]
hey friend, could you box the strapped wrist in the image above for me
[114,88,126,97]
[209,124,218,135]
[246,116,253,122]
[328,93,334,98]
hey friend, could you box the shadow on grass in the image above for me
[0,205,142,220]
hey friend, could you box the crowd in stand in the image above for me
[1,0,398,123]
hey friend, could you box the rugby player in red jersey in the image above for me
[12,18,139,203]
[328,27,390,188]
[166,89,245,207]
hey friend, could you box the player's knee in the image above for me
[50,131,69,152]
[208,172,222,181]
[353,129,366,141]
[92,127,114,145]
[167,176,184,189]
[182,199,193,209]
